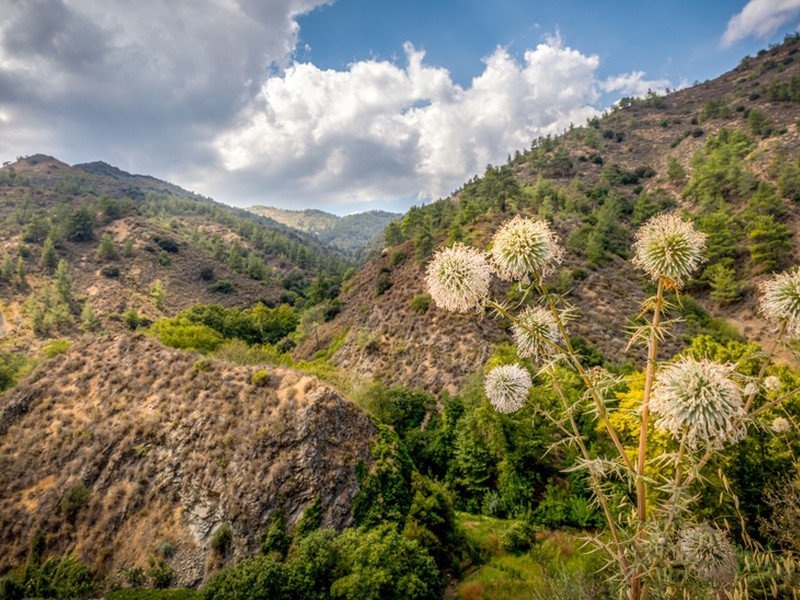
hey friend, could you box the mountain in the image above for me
[248,206,400,255]
[296,36,800,391]
[0,155,350,352]
[0,334,378,585]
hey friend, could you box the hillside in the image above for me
[249,205,400,255]
[0,156,350,352]
[0,334,378,585]
[296,36,800,390]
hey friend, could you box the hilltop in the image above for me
[297,36,800,391]
[248,205,400,256]
[0,155,350,352]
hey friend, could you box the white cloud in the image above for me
[722,0,800,47]
[213,38,670,207]
[0,0,330,169]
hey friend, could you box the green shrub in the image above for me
[250,370,271,387]
[192,358,213,373]
[210,523,233,557]
[150,319,224,354]
[390,248,407,267]
[60,484,91,516]
[43,340,71,358]
[375,269,392,296]
[208,280,234,294]
[410,294,431,313]
[101,265,120,278]
[146,557,173,589]
[202,555,288,600]
[106,590,199,600]
[24,555,96,599]
[294,497,323,539]
[500,520,539,553]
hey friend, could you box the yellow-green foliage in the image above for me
[150,318,224,354]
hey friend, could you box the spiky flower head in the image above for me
[743,382,759,397]
[651,357,744,449]
[489,216,563,281]
[771,417,791,434]
[631,213,706,288]
[759,269,800,336]
[425,243,493,313]
[512,306,560,362]
[764,375,782,392]
[677,524,737,588]
[485,363,532,414]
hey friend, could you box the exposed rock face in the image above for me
[0,334,377,586]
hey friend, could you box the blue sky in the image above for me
[1,0,799,214]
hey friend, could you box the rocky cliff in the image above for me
[0,334,377,585]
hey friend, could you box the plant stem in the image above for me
[637,279,664,523]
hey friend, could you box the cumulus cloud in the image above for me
[722,0,800,47]
[0,0,330,170]
[213,38,669,208]
[0,2,672,212]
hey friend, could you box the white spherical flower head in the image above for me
[512,306,560,362]
[759,269,800,336]
[764,375,782,392]
[485,363,532,414]
[677,524,737,588]
[771,416,791,433]
[651,357,744,449]
[632,213,706,288]
[743,382,759,397]
[425,243,493,313]
[489,216,563,281]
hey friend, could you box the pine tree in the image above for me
[40,236,58,273]
[80,301,101,332]
[55,260,73,307]
[150,279,165,310]
[97,233,119,261]
[707,264,741,304]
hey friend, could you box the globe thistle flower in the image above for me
[631,213,706,288]
[759,269,800,336]
[771,416,791,433]
[512,306,560,362]
[489,216,563,281]
[743,382,759,397]
[676,524,737,588]
[651,357,744,449]
[764,375,782,392]
[485,363,532,414]
[425,243,492,313]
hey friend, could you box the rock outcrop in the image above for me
[0,334,377,585]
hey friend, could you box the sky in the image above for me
[1,0,800,215]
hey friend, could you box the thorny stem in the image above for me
[631,278,665,600]
[548,368,632,584]
[536,289,635,473]
[744,321,787,414]
[666,436,687,530]
[637,278,665,523]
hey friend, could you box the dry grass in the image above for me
[0,333,378,586]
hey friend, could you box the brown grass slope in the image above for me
[0,334,377,585]
[298,39,800,390]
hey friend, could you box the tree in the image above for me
[65,207,94,242]
[96,233,119,261]
[748,214,792,273]
[55,260,73,307]
[39,236,58,273]
[80,302,100,332]
[151,279,165,310]
[707,264,741,303]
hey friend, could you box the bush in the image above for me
[24,555,96,599]
[154,237,179,253]
[43,339,71,358]
[208,280,234,294]
[501,520,539,553]
[150,319,225,354]
[210,523,233,557]
[106,590,199,600]
[250,370,271,387]
[410,294,432,314]
[202,556,288,600]
[60,484,91,515]
[375,269,392,296]
[101,265,120,278]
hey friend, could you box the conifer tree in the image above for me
[39,235,58,273]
